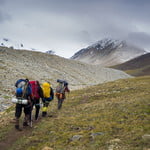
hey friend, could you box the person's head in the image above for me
[64,82,68,86]
[25,78,29,82]
[57,79,62,83]
[36,80,40,86]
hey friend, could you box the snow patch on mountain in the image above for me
[0,37,56,55]
[0,37,32,50]
[71,38,147,66]
[87,38,123,50]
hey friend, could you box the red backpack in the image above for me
[29,81,40,99]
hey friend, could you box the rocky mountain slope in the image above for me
[0,46,131,111]
[71,38,146,66]
[111,53,150,76]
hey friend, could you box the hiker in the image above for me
[29,80,43,121]
[55,79,70,110]
[14,78,32,130]
[41,82,54,117]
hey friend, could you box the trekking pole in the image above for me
[30,113,32,127]
[30,106,32,127]
[30,101,33,128]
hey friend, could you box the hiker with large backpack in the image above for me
[55,79,70,110]
[41,82,54,117]
[13,78,32,131]
[29,80,43,121]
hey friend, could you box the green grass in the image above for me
[0,76,150,150]
[0,106,15,140]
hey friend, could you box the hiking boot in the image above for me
[15,125,22,131]
[35,118,38,122]
[42,112,47,117]
[23,122,29,127]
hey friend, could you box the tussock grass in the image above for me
[0,76,150,150]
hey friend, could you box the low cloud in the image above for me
[0,10,11,23]
[127,32,150,51]
[0,0,150,57]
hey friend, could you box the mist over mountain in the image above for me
[71,38,147,67]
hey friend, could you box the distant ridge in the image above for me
[111,53,150,76]
[71,38,146,66]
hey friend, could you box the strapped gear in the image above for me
[29,81,40,99]
[42,82,51,98]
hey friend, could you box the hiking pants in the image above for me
[15,104,31,125]
[42,100,50,117]
[58,99,64,110]
[31,99,40,120]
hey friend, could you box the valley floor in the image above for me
[0,76,150,150]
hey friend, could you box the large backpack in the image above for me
[42,82,51,98]
[56,83,65,94]
[15,79,31,99]
[56,79,68,94]
[29,81,40,99]
[55,80,68,100]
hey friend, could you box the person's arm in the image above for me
[65,86,70,93]
[27,95,32,106]
[50,88,54,100]
[39,86,43,98]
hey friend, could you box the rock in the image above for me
[90,132,104,139]
[107,139,122,150]
[108,144,114,150]
[109,138,121,143]
[42,146,53,150]
[70,135,83,141]
[142,134,150,141]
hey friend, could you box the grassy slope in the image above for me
[0,76,150,150]
[111,53,150,77]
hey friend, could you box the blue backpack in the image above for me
[15,79,31,98]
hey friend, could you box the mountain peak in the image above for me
[87,38,124,50]
[71,38,146,66]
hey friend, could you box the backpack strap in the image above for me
[22,82,28,98]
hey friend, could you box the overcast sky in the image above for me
[0,0,150,58]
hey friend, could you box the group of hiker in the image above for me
[12,78,70,131]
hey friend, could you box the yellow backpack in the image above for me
[42,82,51,98]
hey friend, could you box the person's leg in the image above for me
[29,100,34,123]
[42,101,49,117]
[58,99,64,110]
[35,99,40,120]
[15,104,22,130]
[23,105,31,126]
[58,99,61,109]
[42,102,46,117]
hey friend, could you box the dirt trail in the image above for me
[0,116,43,150]
[0,112,57,150]
[0,125,32,150]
